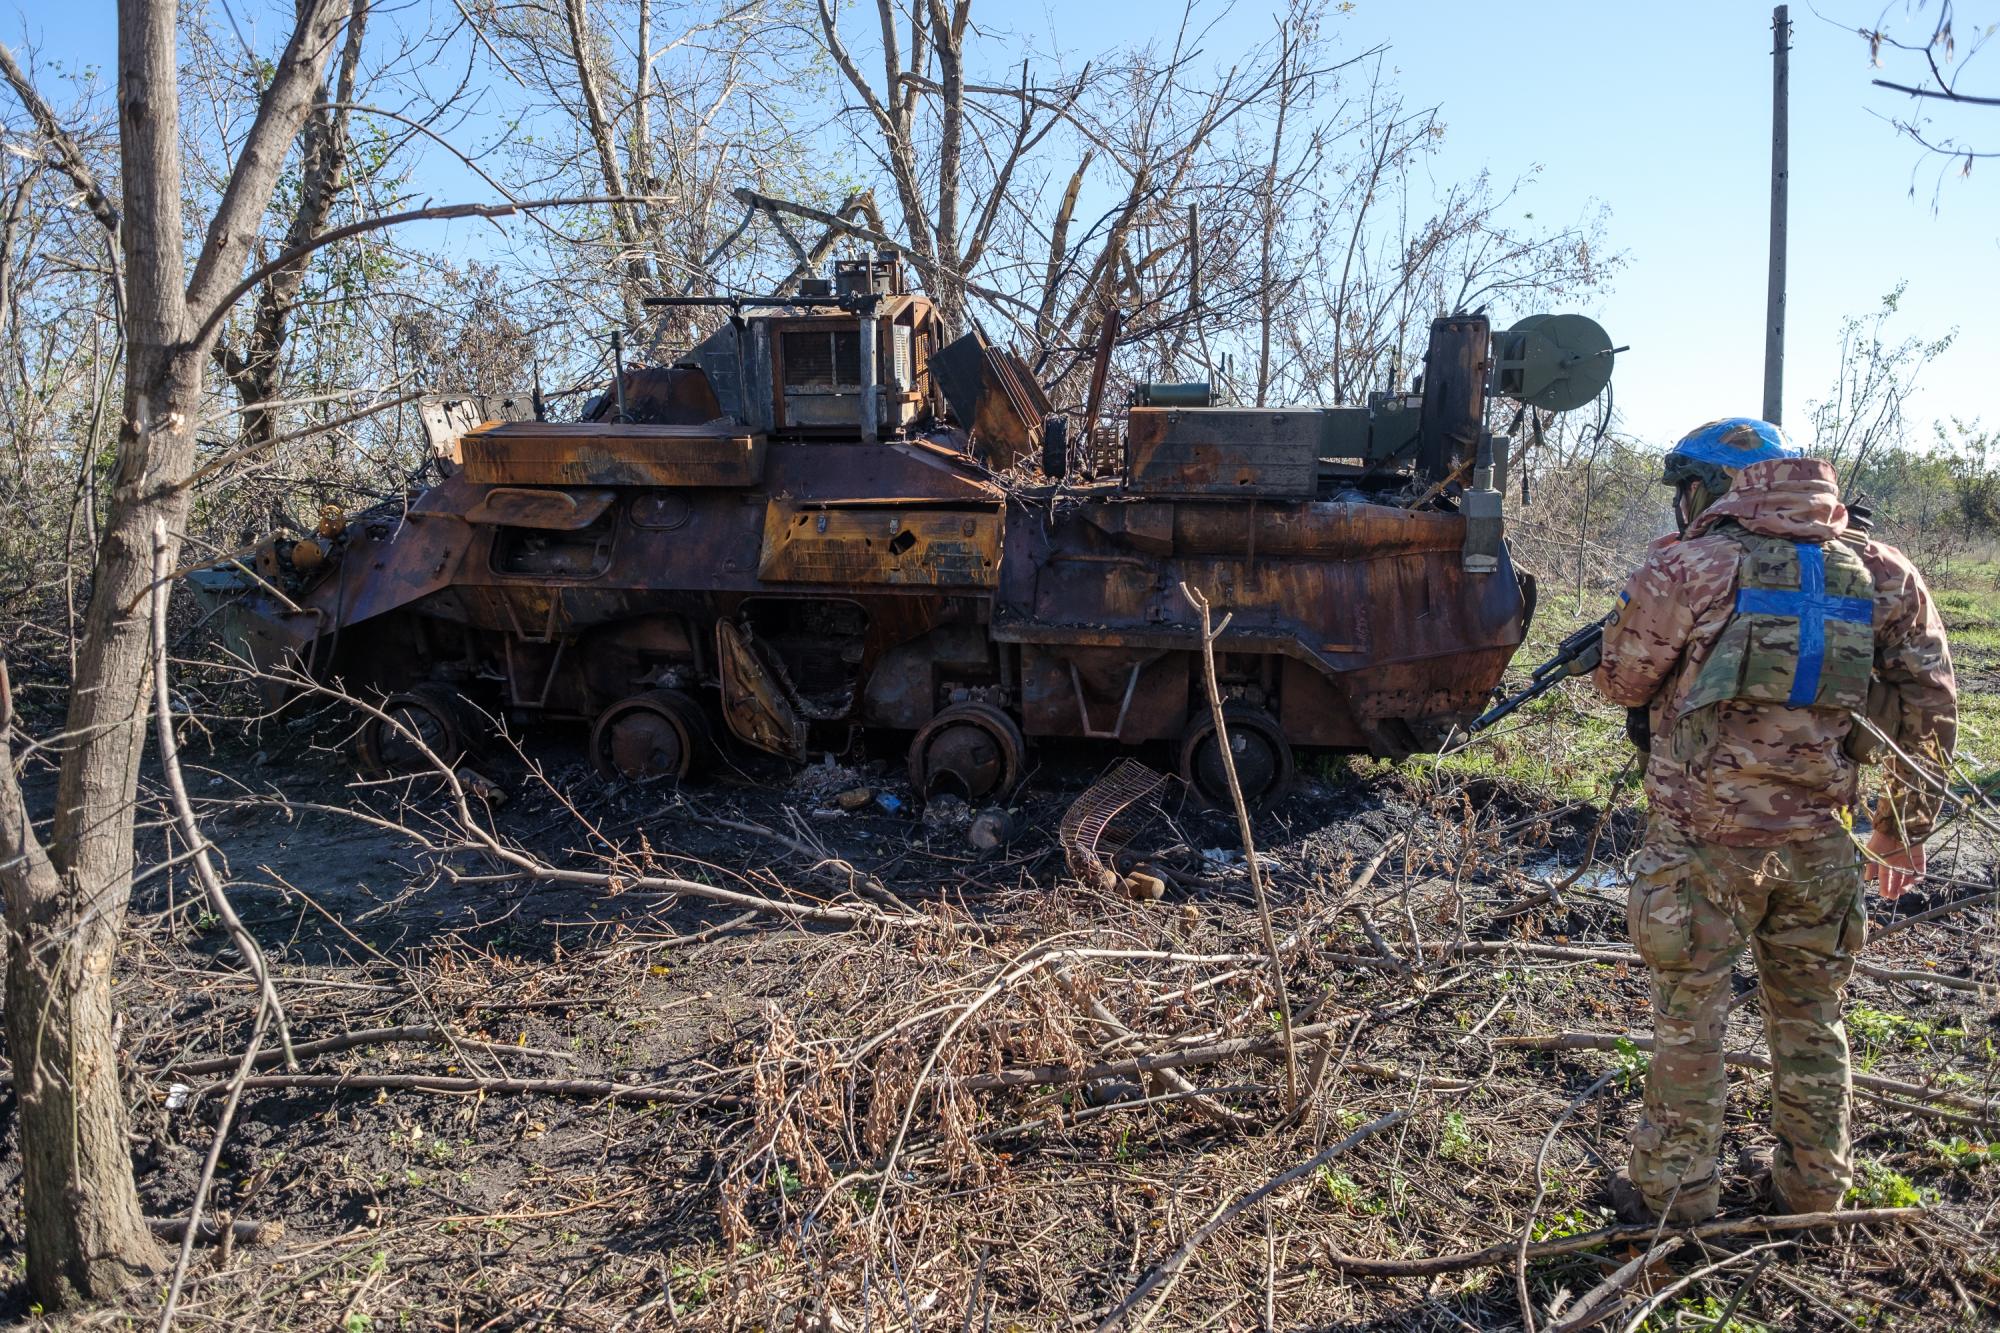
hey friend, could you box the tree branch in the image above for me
[178,390,424,493]
[730,187,1039,319]
[1872,77,2000,106]
[185,0,352,323]
[0,40,119,235]
[189,194,671,360]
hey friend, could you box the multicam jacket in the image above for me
[1594,457,1957,847]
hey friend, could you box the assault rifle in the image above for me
[1468,617,1608,733]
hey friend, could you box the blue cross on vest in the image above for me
[1733,542,1874,708]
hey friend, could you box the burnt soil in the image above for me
[1,712,1996,1330]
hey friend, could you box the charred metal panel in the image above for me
[762,441,1002,505]
[578,616,699,703]
[1279,658,1369,748]
[1169,555,1372,661]
[491,512,616,580]
[932,330,1048,469]
[464,487,617,530]
[461,422,765,488]
[1166,500,1464,559]
[1124,408,1322,497]
[1417,315,1490,480]
[321,514,472,628]
[684,319,766,431]
[757,501,1002,588]
[717,620,807,757]
[1019,646,1189,742]
[861,623,995,729]
[585,367,723,425]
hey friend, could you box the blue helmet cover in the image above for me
[1670,417,1794,470]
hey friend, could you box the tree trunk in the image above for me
[2,871,166,1301]
[213,0,370,452]
[0,0,349,1306]
[562,0,651,327]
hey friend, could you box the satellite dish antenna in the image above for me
[1492,314,1616,412]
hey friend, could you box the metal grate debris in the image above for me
[1059,758,1175,886]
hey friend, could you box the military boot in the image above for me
[1608,1173,1718,1226]
[1728,1146,1775,1209]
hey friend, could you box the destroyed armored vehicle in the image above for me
[199,253,1615,805]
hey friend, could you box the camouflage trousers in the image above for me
[1625,820,1865,1220]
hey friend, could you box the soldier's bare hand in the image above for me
[1864,826,1927,900]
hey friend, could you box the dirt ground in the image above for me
[2,706,1997,1331]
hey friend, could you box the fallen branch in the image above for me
[1096,1107,1412,1331]
[1615,1240,1792,1333]
[163,1023,575,1077]
[192,1071,741,1107]
[1451,937,1989,994]
[1869,889,2000,940]
[1318,1206,1924,1277]
[212,659,966,939]
[1545,1236,1683,1333]
[1856,961,1992,993]
[1501,1032,2000,1121]
[956,1016,1357,1093]
[1055,968,1258,1131]
[690,810,921,917]
[145,1215,283,1246]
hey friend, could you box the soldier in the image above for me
[1586,417,1956,1223]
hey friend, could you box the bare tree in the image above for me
[209,0,372,454]
[816,0,1101,335]
[1857,0,1998,188]
[1806,282,1959,486]
[803,0,1611,418]
[467,0,827,341]
[0,0,351,1303]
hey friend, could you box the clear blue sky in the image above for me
[993,0,1998,448]
[12,0,1995,448]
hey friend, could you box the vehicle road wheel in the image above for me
[1180,705,1293,809]
[908,702,1026,801]
[356,683,475,777]
[591,689,712,781]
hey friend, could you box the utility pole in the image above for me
[1764,4,1791,425]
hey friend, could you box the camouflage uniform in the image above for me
[1595,456,1955,1218]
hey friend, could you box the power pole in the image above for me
[1764,5,1791,425]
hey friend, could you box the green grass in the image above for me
[1432,690,1639,804]
[1438,1110,1487,1165]
[1846,1160,1935,1209]
[1927,1136,2000,1172]
[1528,1204,1610,1242]
[1929,564,2000,792]
[1848,1004,1968,1053]
[1933,563,2000,665]
[1638,1295,1774,1333]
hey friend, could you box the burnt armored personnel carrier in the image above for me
[201,254,1614,805]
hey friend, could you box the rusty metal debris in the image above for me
[193,249,1615,804]
[1058,758,1176,891]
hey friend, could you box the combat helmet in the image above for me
[1663,417,1793,531]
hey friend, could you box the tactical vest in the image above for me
[1670,526,1876,756]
